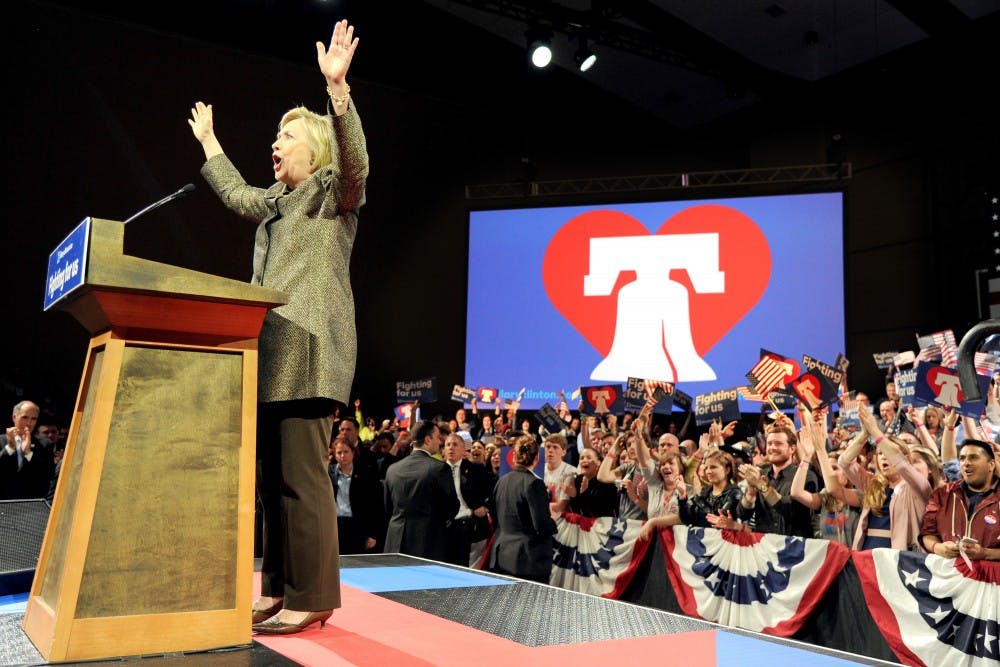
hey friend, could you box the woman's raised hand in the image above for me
[188,101,214,144]
[187,101,222,159]
[317,19,359,85]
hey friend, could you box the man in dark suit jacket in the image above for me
[1,401,53,500]
[383,421,459,561]
[441,433,492,567]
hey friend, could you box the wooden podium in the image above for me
[23,217,287,661]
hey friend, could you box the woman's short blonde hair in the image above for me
[279,107,333,171]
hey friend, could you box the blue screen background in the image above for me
[465,193,844,409]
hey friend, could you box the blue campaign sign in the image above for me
[694,388,741,426]
[894,369,918,408]
[396,377,437,403]
[534,403,566,434]
[624,377,647,412]
[579,384,624,415]
[43,217,91,311]
[914,364,990,418]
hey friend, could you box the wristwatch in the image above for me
[759,481,770,493]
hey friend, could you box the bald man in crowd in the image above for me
[1,401,53,500]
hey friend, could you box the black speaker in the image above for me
[0,499,50,595]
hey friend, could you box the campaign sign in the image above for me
[914,364,990,418]
[802,354,845,387]
[451,385,476,404]
[694,388,740,426]
[623,378,675,414]
[672,389,693,411]
[838,406,860,430]
[44,217,91,311]
[498,445,546,478]
[394,403,416,428]
[872,351,898,370]
[534,403,565,434]
[790,371,838,410]
[579,384,624,415]
[649,386,674,415]
[477,386,500,403]
[894,369,918,409]
[624,377,647,412]
[835,353,850,372]
[761,348,801,389]
[769,390,799,409]
[396,377,437,402]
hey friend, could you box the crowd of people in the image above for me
[8,380,999,575]
[314,378,1000,583]
[5,374,999,614]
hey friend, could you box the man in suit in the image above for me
[371,431,400,482]
[1,401,53,500]
[383,420,459,561]
[441,432,491,567]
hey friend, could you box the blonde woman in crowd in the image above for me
[839,404,934,551]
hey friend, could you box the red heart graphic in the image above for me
[586,385,618,411]
[926,367,963,405]
[505,448,518,469]
[542,205,771,360]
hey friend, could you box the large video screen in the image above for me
[465,193,845,409]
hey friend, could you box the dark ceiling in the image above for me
[42,0,1000,129]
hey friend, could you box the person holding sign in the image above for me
[838,404,934,551]
[189,20,368,634]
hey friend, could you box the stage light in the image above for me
[574,40,597,72]
[526,27,553,68]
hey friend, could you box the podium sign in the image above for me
[43,217,90,311]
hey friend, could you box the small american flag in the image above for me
[838,391,860,412]
[745,355,787,397]
[738,385,765,402]
[932,330,958,368]
[974,351,1000,376]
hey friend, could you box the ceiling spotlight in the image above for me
[574,40,597,72]
[526,26,553,68]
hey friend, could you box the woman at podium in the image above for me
[188,19,368,634]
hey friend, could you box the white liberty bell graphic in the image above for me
[584,233,725,383]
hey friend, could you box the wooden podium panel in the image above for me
[23,334,259,660]
[25,218,285,661]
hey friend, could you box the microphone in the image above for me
[123,183,196,225]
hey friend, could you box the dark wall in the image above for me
[6,2,997,422]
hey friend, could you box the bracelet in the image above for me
[914,422,924,428]
[947,426,956,431]
[874,435,886,445]
[798,461,811,470]
[326,82,351,106]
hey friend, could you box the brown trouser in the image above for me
[256,399,340,611]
